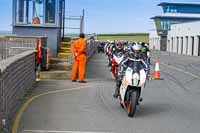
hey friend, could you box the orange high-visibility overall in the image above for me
[71,38,87,81]
[36,38,42,65]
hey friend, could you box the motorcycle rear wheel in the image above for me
[127,91,137,117]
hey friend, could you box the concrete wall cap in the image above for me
[0,50,35,72]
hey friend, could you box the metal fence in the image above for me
[0,36,38,60]
[86,39,98,59]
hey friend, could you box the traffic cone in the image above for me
[153,59,161,80]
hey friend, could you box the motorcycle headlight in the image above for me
[147,51,150,56]
[132,73,140,86]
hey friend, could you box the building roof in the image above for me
[158,2,200,7]
[151,13,200,19]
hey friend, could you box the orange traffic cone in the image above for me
[153,59,161,80]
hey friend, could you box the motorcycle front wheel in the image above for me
[127,91,137,117]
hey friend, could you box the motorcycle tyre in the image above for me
[127,91,137,117]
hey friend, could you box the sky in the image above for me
[0,0,200,33]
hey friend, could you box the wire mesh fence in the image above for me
[0,36,37,60]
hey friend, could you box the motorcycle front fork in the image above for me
[126,89,141,105]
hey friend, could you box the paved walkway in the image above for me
[13,52,200,133]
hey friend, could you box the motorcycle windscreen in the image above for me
[139,69,146,86]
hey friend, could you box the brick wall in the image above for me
[0,50,36,130]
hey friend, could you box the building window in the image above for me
[45,0,56,24]
[16,0,26,23]
[16,0,44,24]
[160,20,164,30]
[15,0,57,25]
[167,20,171,30]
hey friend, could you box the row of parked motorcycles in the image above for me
[100,40,151,117]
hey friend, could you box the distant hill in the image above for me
[0,31,12,35]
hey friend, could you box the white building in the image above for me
[167,21,200,56]
[149,30,161,50]
[151,2,200,53]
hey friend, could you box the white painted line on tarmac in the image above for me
[12,86,91,133]
[24,130,113,133]
[191,64,200,71]
[152,59,200,79]
[161,62,200,79]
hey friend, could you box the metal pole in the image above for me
[80,9,85,33]
[80,15,82,33]
[82,9,85,33]
[62,0,65,40]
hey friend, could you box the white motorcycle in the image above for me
[119,58,147,117]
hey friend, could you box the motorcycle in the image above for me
[106,46,113,67]
[98,42,105,53]
[111,52,125,79]
[119,58,147,117]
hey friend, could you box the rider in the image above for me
[113,43,148,99]
[110,40,125,72]
[112,40,124,55]
[141,42,151,79]
[107,41,115,67]
[141,42,150,61]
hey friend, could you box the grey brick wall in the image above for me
[0,50,36,130]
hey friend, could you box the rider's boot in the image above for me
[113,78,121,98]
[113,87,119,99]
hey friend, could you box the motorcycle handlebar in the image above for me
[128,58,142,62]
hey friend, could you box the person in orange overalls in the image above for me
[36,38,42,70]
[71,33,87,83]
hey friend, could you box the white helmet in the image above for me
[145,43,149,48]
[132,43,142,51]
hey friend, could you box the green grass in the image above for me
[97,33,149,43]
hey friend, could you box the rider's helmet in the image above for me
[130,43,142,58]
[115,41,124,52]
[110,40,114,44]
[145,43,149,48]
[141,42,145,47]
[132,43,142,51]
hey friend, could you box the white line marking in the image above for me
[24,130,113,133]
[161,63,200,79]
[152,59,200,79]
